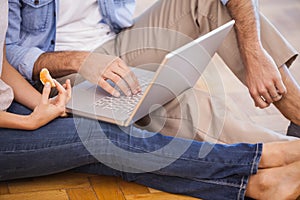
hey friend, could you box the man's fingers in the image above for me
[98,78,120,97]
[275,80,287,95]
[105,71,131,96]
[123,70,141,94]
[254,95,270,108]
[250,89,270,108]
[111,65,140,95]
[261,89,273,104]
[266,79,286,102]
[41,82,51,104]
[268,86,282,102]
[116,59,141,93]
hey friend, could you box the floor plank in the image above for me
[0,190,68,200]
[7,172,90,194]
[0,182,9,195]
[118,179,150,196]
[90,176,125,200]
[125,192,199,200]
[67,187,98,200]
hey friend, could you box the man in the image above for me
[6,0,299,143]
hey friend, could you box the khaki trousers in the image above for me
[94,0,299,143]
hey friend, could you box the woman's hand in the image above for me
[26,79,71,130]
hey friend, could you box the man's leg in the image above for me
[96,0,298,143]
[287,122,300,138]
[274,66,300,125]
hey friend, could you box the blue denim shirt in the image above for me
[6,0,228,80]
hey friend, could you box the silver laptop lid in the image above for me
[130,20,235,123]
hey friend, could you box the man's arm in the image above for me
[33,51,141,97]
[6,0,139,97]
[226,0,286,108]
[32,51,89,80]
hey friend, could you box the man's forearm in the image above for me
[227,0,262,64]
[33,51,90,80]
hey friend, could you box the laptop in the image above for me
[66,20,235,126]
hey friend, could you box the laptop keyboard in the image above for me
[94,76,152,115]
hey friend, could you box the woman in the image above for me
[1,2,300,200]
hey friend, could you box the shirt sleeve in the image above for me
[6,0,44,81]
[220,0,229,5]
[6,45,44,81]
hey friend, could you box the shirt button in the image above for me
[34,0,39,5]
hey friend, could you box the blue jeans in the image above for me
[0,102,262,200]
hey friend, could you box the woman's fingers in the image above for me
[41,82,51,104]
[65,79,72,102]
[52,79,71,105]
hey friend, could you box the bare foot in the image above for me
[246,161,300,200]
[260,140,300,168]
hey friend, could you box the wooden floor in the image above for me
[1,0,299,200]
[0,172,197,200]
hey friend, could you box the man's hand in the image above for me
[245,48,286,108]
[79,53,141,97]
[33,51,141,97]
[226,0,286,108]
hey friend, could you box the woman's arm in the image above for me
[0,80,70,130]
[0,111,34,130]
[2,47,41,110]
[0,46,72,130]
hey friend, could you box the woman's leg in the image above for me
[0,102,98,180]
[3,102,300,199]
[0,102,262,199]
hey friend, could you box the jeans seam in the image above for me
[110,138,259,166]
[0,141,84,153]
[194,178,242,188]
[237,176,245,199]
[250,143,262,174]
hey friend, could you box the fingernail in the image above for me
[114,91,120,97]
[133,89,139,95]
[45,82,50,88]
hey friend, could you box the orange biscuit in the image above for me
[40,68,55,87]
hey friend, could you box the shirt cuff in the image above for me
[18,47,44,81]
[221,0,229,5]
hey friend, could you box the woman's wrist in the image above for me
[22,114,39,130]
